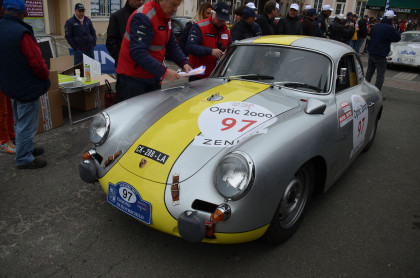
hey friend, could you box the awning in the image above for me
[389,0,420,14]
[366,0,386,11]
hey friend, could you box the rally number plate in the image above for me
[107,182,152,225]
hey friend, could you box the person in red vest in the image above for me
[186,2,232,81]
[117,0,192,100]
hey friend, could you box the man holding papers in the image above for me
[186,2,231,81]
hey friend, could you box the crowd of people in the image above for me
[0,0,414,168]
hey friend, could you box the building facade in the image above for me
[25,0,418,37]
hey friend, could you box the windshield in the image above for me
[211,45,332,93]
[401,33,420,42]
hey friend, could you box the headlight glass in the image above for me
[89,112,110,145]
[215,151,254,200]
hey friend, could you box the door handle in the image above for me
[368,102,374,108]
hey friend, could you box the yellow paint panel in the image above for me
[252,35,306,45]
[118,80,270,182]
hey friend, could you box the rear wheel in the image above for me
[264,163,315,245]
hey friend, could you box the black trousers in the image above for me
[119,74,160,101]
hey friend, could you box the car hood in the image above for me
[114,79,299,183]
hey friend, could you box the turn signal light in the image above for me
[82,152,92,160]
[211,203,231,223]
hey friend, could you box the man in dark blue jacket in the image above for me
[366,10,400,95]
[65,3,97,65]
[0,0,51,169]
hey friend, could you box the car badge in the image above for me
[207,93,223,101]
[139,158,147,168]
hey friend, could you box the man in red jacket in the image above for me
[186,2,231,81]
[117,0,192,100]
[0,0,50,169]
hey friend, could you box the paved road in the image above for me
[1,53,419,277]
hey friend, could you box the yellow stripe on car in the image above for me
[99,80,270,243]
[252,35,305,45]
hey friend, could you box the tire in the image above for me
[264,162,315,245]
[363,116,378,153]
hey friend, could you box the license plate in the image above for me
[134,144,169,164]
[107,182,152,225]
[398,57,415,63]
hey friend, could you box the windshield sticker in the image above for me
[350,95,368,158]
[339,101,353,127]
[193,102,277,147]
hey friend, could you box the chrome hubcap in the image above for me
[279,168,309,229]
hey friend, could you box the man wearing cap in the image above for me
[245,2,257,12]
[328,14,354,43]
[365,10,400,95]
[302,8,322,37]
[64,3,96,65]
[231,7,262,41]
[0,0,50,169]
[276,3,302,35]
[186,2,231,80]
[117,0,192,100]
[316,4,333,37]
[256,0,277,35]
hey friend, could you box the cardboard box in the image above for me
[37,89,63,134]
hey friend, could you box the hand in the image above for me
[183,64,193,73]
[164,69,181,82]
[211,48,223,58]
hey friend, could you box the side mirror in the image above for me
[305,98,327,115]
[338,68,347,85]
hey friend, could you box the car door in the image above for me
[333,53,371,176]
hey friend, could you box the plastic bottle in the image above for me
[84,64,91,82]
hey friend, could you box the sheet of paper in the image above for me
[178,65,206,77]
[83,54,101,77]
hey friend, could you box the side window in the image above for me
[336,54,358,93]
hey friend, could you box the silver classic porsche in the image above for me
[79,35,383,244]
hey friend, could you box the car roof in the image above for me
[234,35,354,60]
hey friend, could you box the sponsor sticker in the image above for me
[193,102,277,147]
[350,95,368,158]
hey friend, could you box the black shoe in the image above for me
[382,95,386,100]
[17,158,47,169]
[33,147,44,156]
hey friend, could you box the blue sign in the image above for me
[107,182,152,224]
[69,44,116,74]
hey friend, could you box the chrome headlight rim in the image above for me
[89,112,110,146]
[214,151,255,201]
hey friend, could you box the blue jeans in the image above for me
[11,99,39,166]
[365,55,387,91]
[74,48,95,65]
[354,38,366,54]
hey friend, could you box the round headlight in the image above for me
[89,112,110,145]
[215,151,254,200]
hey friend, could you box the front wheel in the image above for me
[264,162,315,245]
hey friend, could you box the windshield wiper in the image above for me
[272,82,322,92]
[227,74,274,81]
